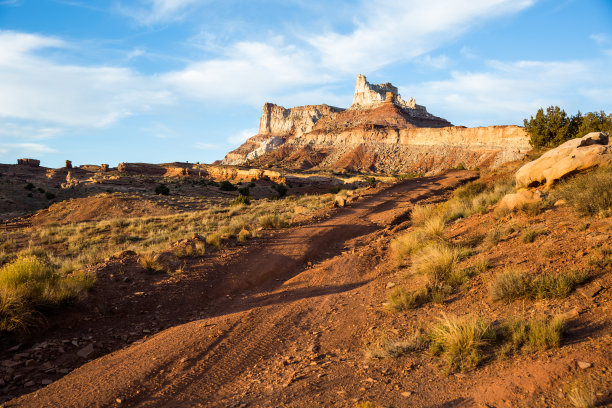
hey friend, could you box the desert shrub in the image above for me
[410,204,436,227]
[206,232,222,248]
[219,180,237,191]
[272,183,287,197]
[24,183,34,190]
[174,241,205,258]
[567,379,597,408]
[489,270,529,301]
[237,229,251,243]
[429,314,494,372]
[45,192,56,200]
[0,256,95,332]
[367,330,427,359]
[551,166,612,217]
[391,217,447,264]
[412,243,470,288]
[489,270,587,301]
[521,228,542,243]
[526,315,565,349]
[589,247,612,269]
[155,184,170,195]
[138,253,164,273]
[238,187,250,196]
[454,181,487,201]
[385,287,430,311]
[231,194,250,206]
[259,214,288,229]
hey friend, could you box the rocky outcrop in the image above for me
[259,103,344,137]
[117,163,166,176]
[516,132,612,188]
[17,158,40,167]
[498,132,612,211]
[221,74,529,173]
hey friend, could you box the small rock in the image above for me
[77,344,94,359]
[386,282,396,289]
[134,292,144,296]
[553,199,567,207]
[578,361,592,369]
[41,379,52,385]
[24,380,35,387]
[579,285,603,298]
[7,344,21,352]
[116,398,123,404]
[401,391,413,397]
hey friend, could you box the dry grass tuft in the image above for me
[428,313,494,372]
[489,270,587,301]
[0,255,95,332]
[567,379,597,408]
[385,286,430,311]
[138,253,164,273]
[367,329,427,359]
[552,166,612,217]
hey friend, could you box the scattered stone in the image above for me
[116,398,123,404]
[334,196,346,208]
[41,379,53,385]
[578,361,592,369]
[579,285,603,298]
[7,344,21,352]
[24,380,35,387]
[386,282,396,289]
[554,199,567,207]
[77,344,94,359]
[401,391,413,397]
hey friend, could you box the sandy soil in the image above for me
[3,169,611,408]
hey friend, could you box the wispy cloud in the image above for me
[116,0,211,25]
[590,33,611,45]
[0,31,173,127]
[307,0,536,73]
[407,58,612,126]
[227,128,257,146]
[2,143,57,155]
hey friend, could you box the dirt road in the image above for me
[7,171,478,407]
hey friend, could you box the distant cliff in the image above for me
[221,74,530,174]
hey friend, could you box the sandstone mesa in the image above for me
[222,74,531,174]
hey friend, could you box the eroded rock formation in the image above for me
[221,74,530,174]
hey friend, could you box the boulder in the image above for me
[516,132,612,189]
[498,189,545,211]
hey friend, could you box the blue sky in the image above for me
[0,0,611,167]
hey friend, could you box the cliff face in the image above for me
[221,74,530,173]
[259,103,344,137]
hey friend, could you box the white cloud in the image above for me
[307,0,536,73]
[414,54,450,70]
[163,39,332,106]
[2,143,57,155]
[406,59,612,126]
[227,128,257,145]
[117,0,210,25]
[590,33,611,45]
[0,122,63,140]
[0,31,173,127]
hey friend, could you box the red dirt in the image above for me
[3,170,611,408]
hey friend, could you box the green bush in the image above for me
[524,106,611,148]
[219,180,237,191]
[273,183,287,197]
[238,187,250,196]
[231,194,250,206]
[155,184,170,195]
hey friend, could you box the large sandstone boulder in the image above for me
[497,189,545,211]
[516,132,612,189]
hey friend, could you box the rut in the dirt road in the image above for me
[7,171,476,408]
